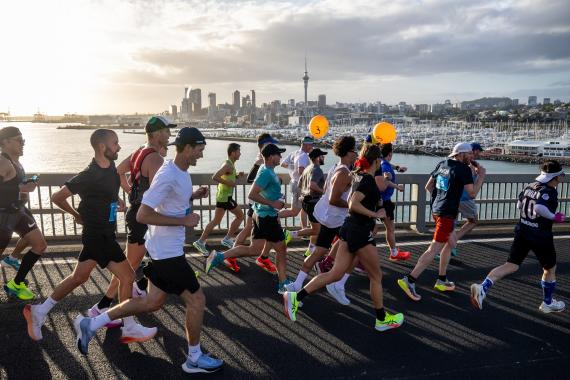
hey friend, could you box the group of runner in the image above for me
[0,117,566,374]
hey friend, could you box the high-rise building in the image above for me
[303,57,309,105]
[189,88,202,113]
[318,94,326,109]
[251,90,256,109]
[288,99,295,107]
[543,98,551,105]
[233,90,241,110]
[528,96,537,107]
[208,93,216,112]
[512,99,519,106]
[171,105,178,120]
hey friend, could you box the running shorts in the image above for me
[0,207,39,250]
[316,224,340,250]
[143,255,200,295]
[252,214,285,243]
[125,203,148,245]
[432,214,455,243]
[79,232,126,268]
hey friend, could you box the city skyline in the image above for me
[1,0,569,115]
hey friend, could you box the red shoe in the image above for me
[224,258,240,272]
[316,256,334,274]
[389,249,411,262]
[255,256,277,274]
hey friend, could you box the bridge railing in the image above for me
[17,173,570,240]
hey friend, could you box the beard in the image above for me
[104,147,118,161]
[319,158,325,165]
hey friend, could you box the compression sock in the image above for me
[14,250,41,284]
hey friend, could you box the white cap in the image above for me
[448,142,473,157]
[535,170,565,183]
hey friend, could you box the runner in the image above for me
[88,116,172,324]
[397,142,485,301]
[283,144,404,332]
[193,143,244,272]
[285,136,358,305]
[0,126,47,300]
[71,127,223,373]
[471,160,566,313]
[23,129,155,343]
[286,148,328,256]
[205,143,291,293]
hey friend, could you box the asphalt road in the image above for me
[1,235,569,379]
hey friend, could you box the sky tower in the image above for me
[303,56,309,106]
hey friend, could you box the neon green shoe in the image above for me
[283,229,292,246]
[283,291,299,322]
[375,311,404,332]
[4,280,35,300]
[303,248,311,257]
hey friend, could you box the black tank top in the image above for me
[0,152,25,210]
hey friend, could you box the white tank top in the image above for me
[313,163,351,228]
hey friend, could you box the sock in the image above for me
[541,280,556,305]
[308,243,315,252]
[188,343,202,362]
[293,271,308,288]
[97,295,114,310]
[137,277,148,291]
[297,288,309,301]
[290,230,298,239]
[337,273,350,288]
[481,277,493,293]
[406,274,417,284]
[36,296,58,315]
[390,248,398,257]
[375,308,386,321]
[89,312,111,331]
[260,255,269,260]
[438,275,447,282]
[14,250,41,284]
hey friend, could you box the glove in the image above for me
[553,212,565,223]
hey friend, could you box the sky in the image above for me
[1,0,569,115]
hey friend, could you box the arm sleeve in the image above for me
[141,172,171,209]
[247,164,260,184]
[64,169,91,195]
[534,204,555,220]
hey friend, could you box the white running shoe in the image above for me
[221,237,235,249]
[326,283,350,305]
[470,283,486,310]
[120,323,157,344]
[87,304,122,328]
[285,282,301,293]
[23,304,46,341]
[132,282,147,298]
[539,299,565,314]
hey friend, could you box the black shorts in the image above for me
[216,197,238,210]
[316,224,340,249]
[301,196,320,224]
[126,203,148,245]
[381,200,395,221]
[0,207,39,250]
[79,232,126,268]
[247,204,254,218]
[252,214,285,243]
[143,255,200,295]
[339,221,376,254]
[507,228,556,269]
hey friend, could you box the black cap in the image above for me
[261,143,286,158]
[0,126,22,141]
[168,127,206,146]
[146,116,176,133]
[309,148,328,159]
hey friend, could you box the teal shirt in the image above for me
[253,165,281,217]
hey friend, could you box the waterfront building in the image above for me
[512,99,519,106]
[233,90,241,110]
[543,140,570,158]
[507,140,543,156]
[171,105,178,120]
[528,96,538,107]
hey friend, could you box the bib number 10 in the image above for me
[520,198,536,220]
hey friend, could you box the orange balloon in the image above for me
[372,122,397,144]
[308,115,329,139]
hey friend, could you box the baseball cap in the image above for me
[168,127,206,146]
[145,116,176,133]
[261,143,286,158]
[302,136,315,144]
[448,142,473,157]
[257,135,279,146]
[309,148,328,159]
[471,142,484,151]
[0,126,22,141]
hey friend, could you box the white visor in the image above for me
[535,170,565,183]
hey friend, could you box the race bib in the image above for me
[436,175,450,191]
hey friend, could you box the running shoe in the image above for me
[353,263,367,276]
[23,304,46,341]
[205,250,225,274]
[397,276,422,301]
[470,283,485,310]
[221,237,235,249]
[283,229,292,246]
[388,249,411,262]
[316,256,334,275]
[120,323,157,344]
[132,281,147,298]
[193,240,209,256]
[255,257,277,274]
[4,280,34,300]
[326,283,350,305]
[304,248,311,257]
[283,291,299,322]
[434,279,456,292]
[374,312,404,332]
[74,315,96,355]
[87,304,122,328]
[181,353,224,374]
[539,299,565,314]
[285,281,301,293]
[224,257,240,272]
[277,278,293,294]
[1,256,21,271]
[451,247,458,257]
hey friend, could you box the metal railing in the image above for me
[16,173,570,240]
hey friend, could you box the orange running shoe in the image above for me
[255,256,277,274]
[224,258,240,273]
[389,249,411,262]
